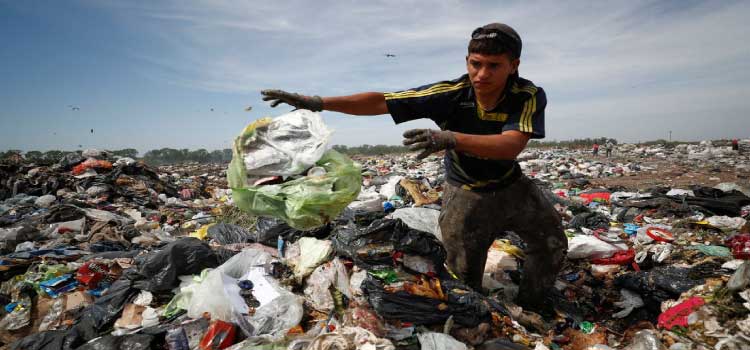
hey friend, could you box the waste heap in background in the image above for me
[0,135,748,350]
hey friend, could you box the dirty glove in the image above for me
[402,129,456,160]
[261,89,323,112]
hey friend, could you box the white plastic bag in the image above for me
[303,258,351,312]
[391,208,440,236]
[239,110,332,177]
[707,216,746,231]
[567,235,628,260]
[417,332,467,350]
[286,237,333,280]
[379,176,404,200]
[186,248,274,321]
[613,289,644,318]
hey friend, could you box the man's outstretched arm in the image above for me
[261,90,388,115]
[322,93,388,115]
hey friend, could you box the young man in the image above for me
[261,23,567,314]
[605,141,614,158]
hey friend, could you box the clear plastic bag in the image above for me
[185,249,274,321]
[231,110,331,177]
[229,148,361,230]
[227,112,359,230]
[390,208,440,236]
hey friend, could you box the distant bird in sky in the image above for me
[384,53,396,58]
[210,108,214,112]
[90,129,94,134]
[68,105,80,111]
[244,106,253,112]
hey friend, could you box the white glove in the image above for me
[613,289,644,318]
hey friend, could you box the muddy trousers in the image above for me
[439,175,568,309]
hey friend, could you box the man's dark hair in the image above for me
[468,23,522,59]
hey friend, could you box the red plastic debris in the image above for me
[657,297,705,330]
[71,159,113,175]
[634,214,644,224]
[76,261,111,289]
[591,249,635,265]
[199,320,236,350]
[646,227,675,243]
[726,233,750,260]
[579,192,611,204]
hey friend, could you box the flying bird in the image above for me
[68,105,80,111]
[384,54,396,58]
[244,106,253,112]
[210,108,214,112]
[90,129,94,134]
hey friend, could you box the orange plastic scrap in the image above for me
[72,159,113,175]
[403,275,447,301]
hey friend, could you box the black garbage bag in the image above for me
[337,207,388,226]
[615,266,705,319]
[615,207,642,223]
[332,219,447,270]
[108,163,178,200]
[89,240,128,253]
[254,217,333,247]
[618,197,694,217]
[362,275,491,327]
[76,334,154,350]
[10,330,68,350]
[67,279,138,345]
[681,186,750,216]
[55,153,85,171]
[133,237,219,292]
[569,211,610,230]
[207,223,255,245]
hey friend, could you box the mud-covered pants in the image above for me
[439,175,568,309]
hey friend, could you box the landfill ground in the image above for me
[1,139,749,350]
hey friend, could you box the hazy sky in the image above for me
[2,0,749,154]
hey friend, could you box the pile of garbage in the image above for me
[1,115,749,350]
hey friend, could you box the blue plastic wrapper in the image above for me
[39,274,79,298]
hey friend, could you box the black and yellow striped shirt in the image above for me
[385,74,546,190]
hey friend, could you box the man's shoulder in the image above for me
[506,77,546,110]
[510,77,544,97]
[385,75,470,101]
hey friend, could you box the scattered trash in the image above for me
[1,139,749,349]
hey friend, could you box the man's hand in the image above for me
[261,89,323,112]
[402,129,457,159]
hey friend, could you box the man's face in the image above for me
[466,53,520,95]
